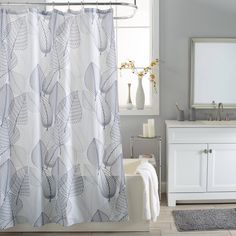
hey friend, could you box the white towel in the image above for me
[136,161,160,222]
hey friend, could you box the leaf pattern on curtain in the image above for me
[0,8,128,229]
[38,16,52,56]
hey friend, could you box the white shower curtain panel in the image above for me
[0,8,128,229]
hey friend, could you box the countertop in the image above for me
[165,120,236,128]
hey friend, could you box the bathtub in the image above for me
[6,159,150,232]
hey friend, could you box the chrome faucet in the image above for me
[217,103,224,121]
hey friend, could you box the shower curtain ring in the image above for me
[81,0,84,10]
[110,1,112,9]
[96,0,98,10]
[67,1,70,11]
[52,1,55,10]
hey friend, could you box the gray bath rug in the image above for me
[173,208,236,231]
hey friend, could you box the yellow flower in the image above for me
[138,72,144,77]
[150,73,156,80]
[119,58,159,91]
[150,59,159,67]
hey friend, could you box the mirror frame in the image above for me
[190,37,236,109]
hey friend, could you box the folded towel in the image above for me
[136,161,160,222]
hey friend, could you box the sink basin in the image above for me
[200,120,236,125]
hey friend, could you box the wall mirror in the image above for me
[190,38,236,109]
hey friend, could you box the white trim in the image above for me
[120,107,158,116]
[152,0,160,115]
[167,192,236,207]
[115,26,151,29]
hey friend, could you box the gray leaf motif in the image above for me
[119,214,129,222]
[58,164,84,198]
[34,212,51,227]
[44,145,59,168]
[95,94,111,129]
[79,14,107,53]
[52,158,67,181]
[56,17,80,49]
[42,168,56,202]
[6,71,25,96]
[0,196,23,229]
[82,92,111,128]
[30,64,45,96]
[54,198,73,226]
[56,91,82,126]
[87,138,104,170]
[98,167,117,200]
[91,210,109,222]
[115,186,128,214]
[103,143,122,167]
[26,92,40,113]
[52,118,70,147]
[0,120,20,160]
[100,68,116,93]
[101,13,114,44]
[48,12,58,39]
[49,82,66,120]
[55,166,84,221]
[0,160,16,199]
[82,90,95,111]
[31,140,47,170]
[9,93,28,126]
[45,146,77,172]
[0,13,10,43]
[39,16,52,55]
[110,114,121,143]
[31,141,58,202]
[93,18,108,53]
[0,84,14,126]
[84,63,100,96]
[6,16,28,52]
[51,40,69,73]
[42,47,69,95]
[43,125,70,168]
[106,34,116,68]
[42,70,60,95]
[0,44,17,80]
[10,167,30,200]
[40,95,53,129]
[105,81,118,116]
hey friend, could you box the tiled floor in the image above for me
[1,195,236,236]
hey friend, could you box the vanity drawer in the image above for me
[168,128,236,143]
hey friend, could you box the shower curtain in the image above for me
[0,8,128,229]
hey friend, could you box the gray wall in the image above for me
[120,0,236,184]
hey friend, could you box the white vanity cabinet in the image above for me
[166,120,236,206]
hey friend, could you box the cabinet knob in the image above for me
[203,149,208,154]
[209,149,213,154]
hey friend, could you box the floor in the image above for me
[1,195,236,236]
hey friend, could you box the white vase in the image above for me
[126,83,133,110]
[136,76,145,110]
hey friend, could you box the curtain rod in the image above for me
[0,1,138,20]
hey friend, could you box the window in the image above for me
[115,0,159,115]
[47,0,159,115]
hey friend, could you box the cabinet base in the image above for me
[167,192,236,207]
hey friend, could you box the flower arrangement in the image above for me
[119,59,159,89]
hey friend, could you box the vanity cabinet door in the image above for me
[208,144,236,192]
[168,144,208,193]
